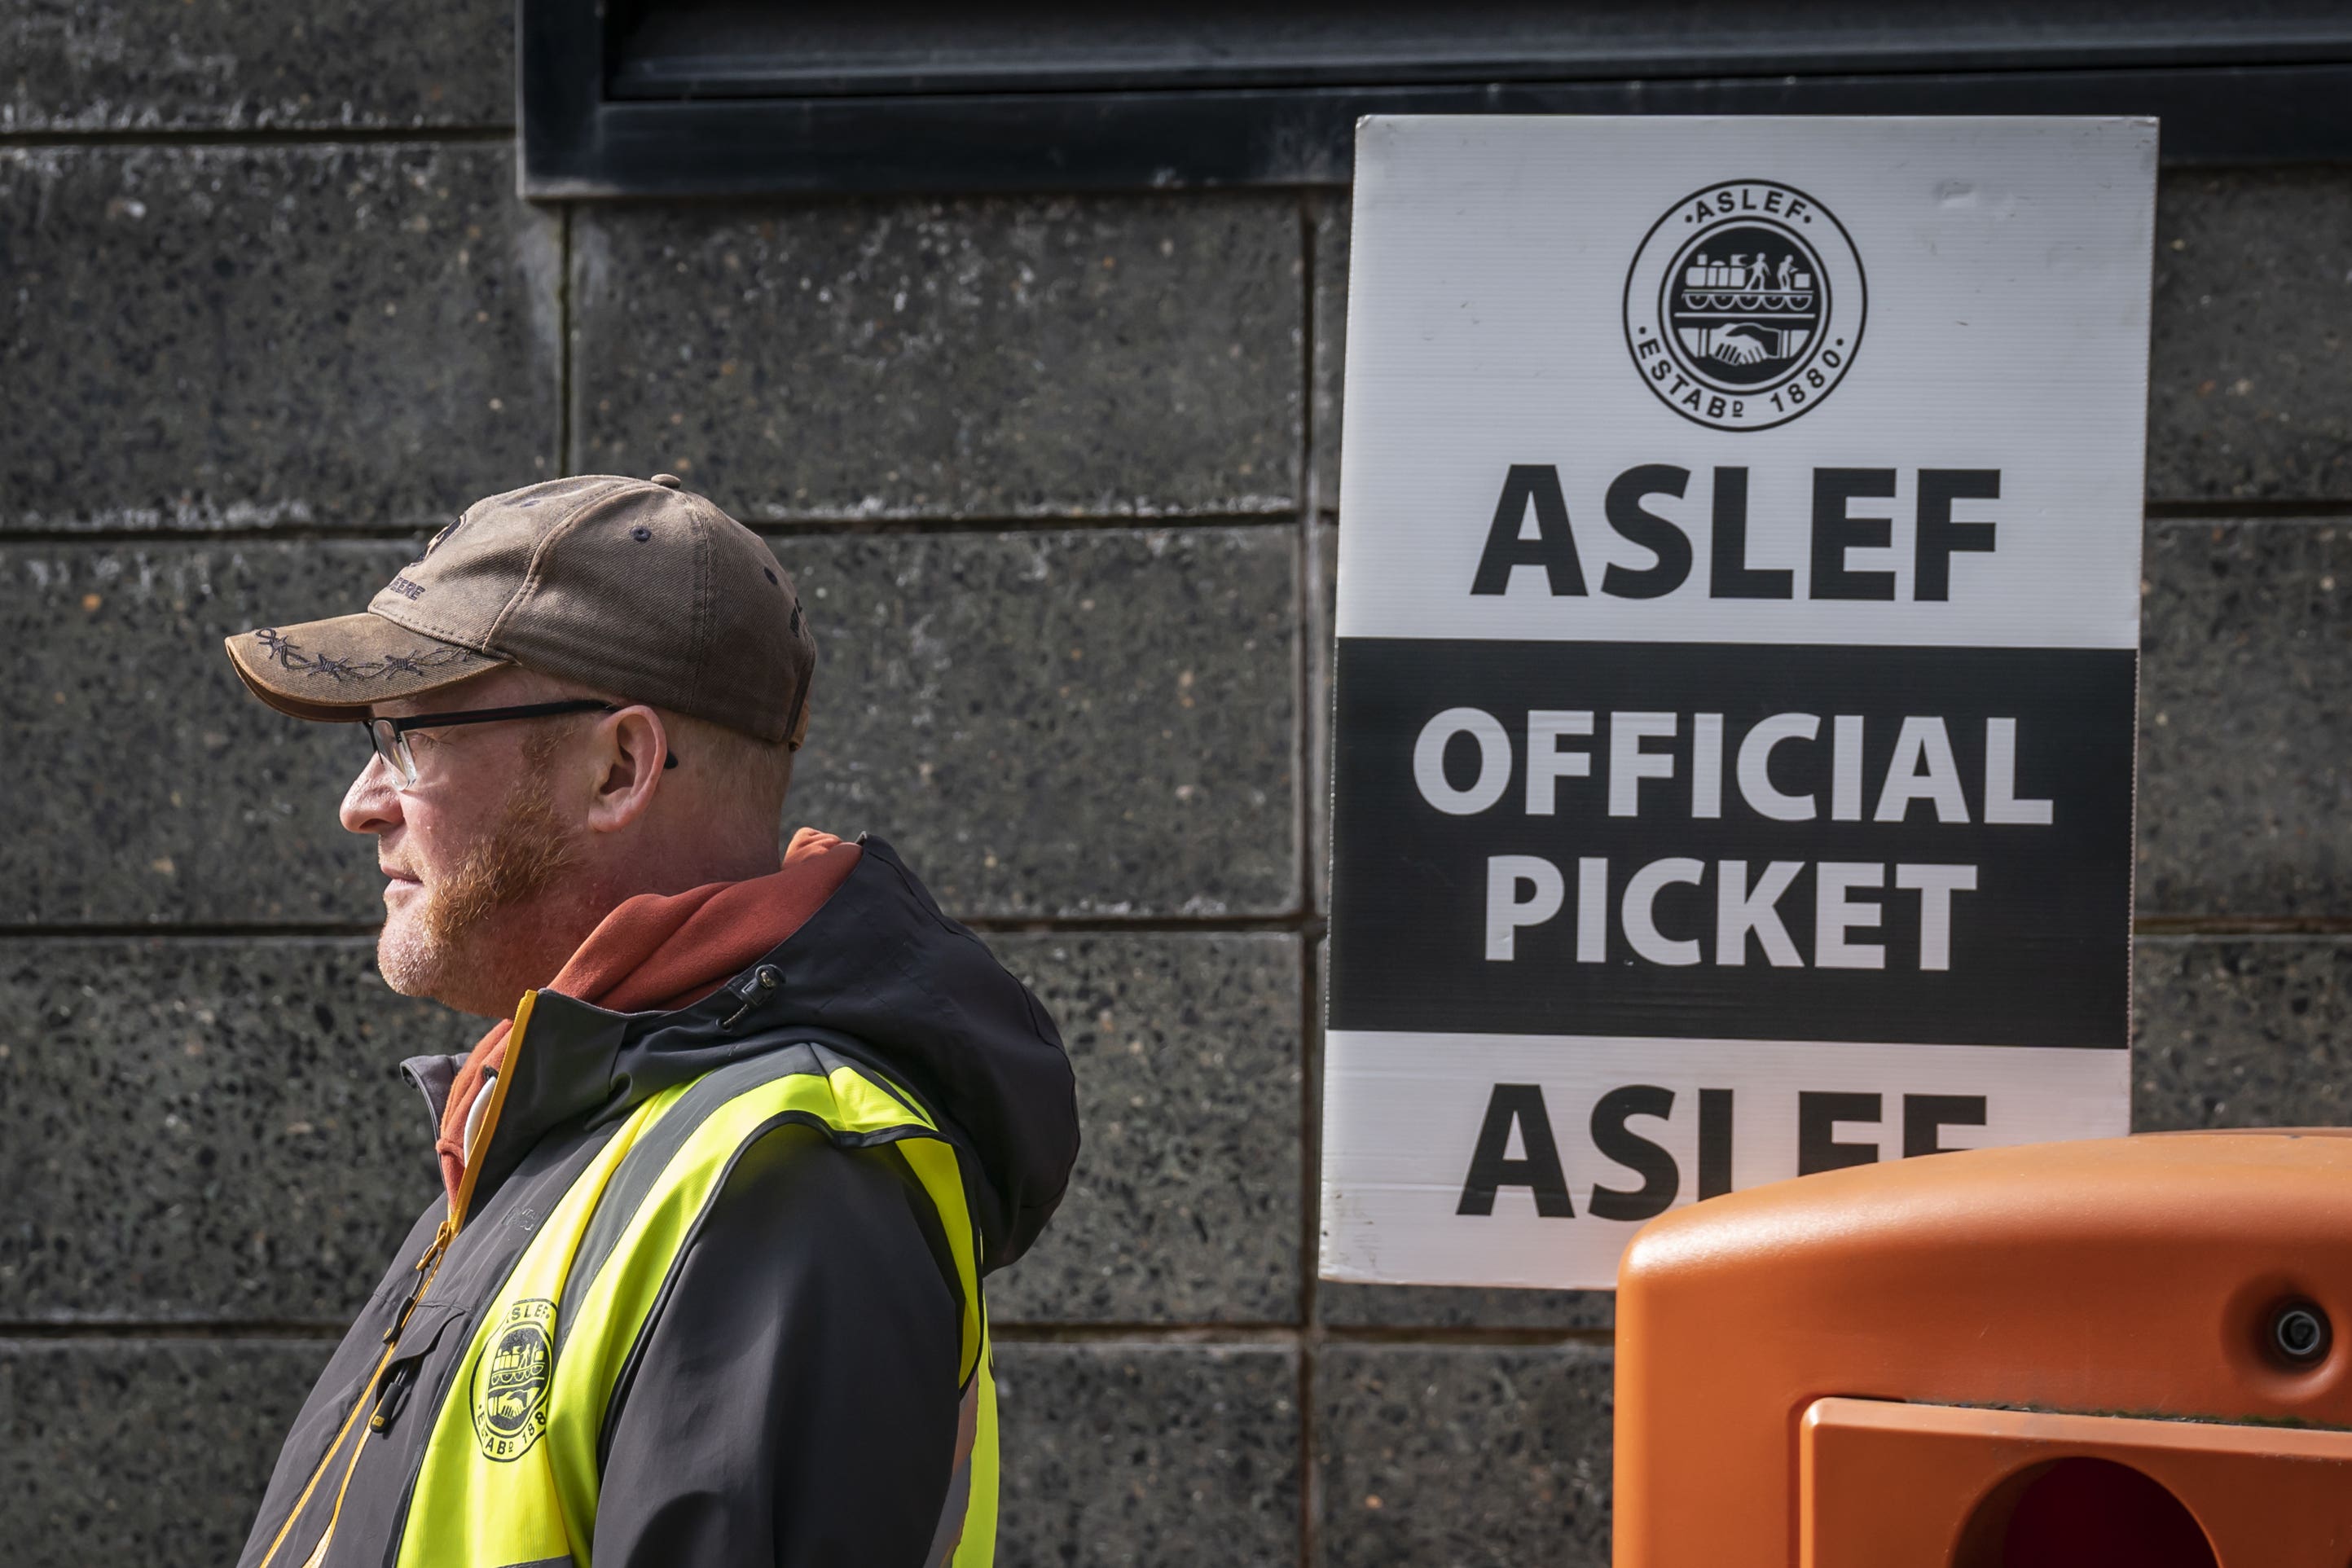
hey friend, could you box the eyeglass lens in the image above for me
[365,719,417,787]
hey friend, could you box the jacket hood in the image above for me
[406,836,1079,1272]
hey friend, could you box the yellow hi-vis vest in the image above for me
[393,1017,998,1567]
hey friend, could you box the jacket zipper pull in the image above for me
[369,1359,422,1434]
[382,1291,419,1345]
[384,1222,455,1344]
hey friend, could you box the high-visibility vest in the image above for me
[389,1017,997,1567]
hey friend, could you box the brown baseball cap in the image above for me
[223,474,817,746]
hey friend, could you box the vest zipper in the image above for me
[250,992,537,1568]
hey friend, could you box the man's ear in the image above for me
[583,705,670,835]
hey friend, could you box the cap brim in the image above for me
[224,611,508,723]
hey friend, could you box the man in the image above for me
[220,474,1079,1567]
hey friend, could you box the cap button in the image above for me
[649,473,684,490]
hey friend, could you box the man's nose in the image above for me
[341,753,404,836]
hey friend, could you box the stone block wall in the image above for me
[2,11,2348,1563]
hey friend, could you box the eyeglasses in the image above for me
[361,700,682,788]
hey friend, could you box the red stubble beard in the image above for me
[377,778,579,1014]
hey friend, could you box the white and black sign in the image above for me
[1323,116,2156,1290]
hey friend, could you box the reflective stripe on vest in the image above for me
[393,1040,998,1568]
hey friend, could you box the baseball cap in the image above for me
[222,474,816,747]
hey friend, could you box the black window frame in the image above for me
[521,1,2352,199]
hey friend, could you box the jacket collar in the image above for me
[399,837,903,1212]
[393,836,1081,1269]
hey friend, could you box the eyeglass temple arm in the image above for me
[368,702,680,766]
[377,700,611,736]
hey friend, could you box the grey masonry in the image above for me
[2,6,2349,1561]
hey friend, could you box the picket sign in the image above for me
[1322,116,2157,1289]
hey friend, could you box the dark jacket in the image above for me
[237,837,1079,1567]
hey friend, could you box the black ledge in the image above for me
[521,2,2352,199]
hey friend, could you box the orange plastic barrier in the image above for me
[1613,1131,2352,1566]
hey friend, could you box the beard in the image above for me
[377,775,578,1012]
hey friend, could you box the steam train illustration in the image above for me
[1672,245,1821,371]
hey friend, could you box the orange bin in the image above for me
[1613,1131,2352,1566]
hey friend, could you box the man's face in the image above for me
[341,670,582,1017]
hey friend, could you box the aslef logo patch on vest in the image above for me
[1623,180,1866,431]
[472,1298,555,1461]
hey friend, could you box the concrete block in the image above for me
[987,933,1303,1325]
[781,525,1300,918]
[5,1338,1310,1566]
[1,541,415,925]
[1311,195,1350,515]
[2,930,1289,1326]
[1317,1284,1615,1331]
[0,1337,332,1566]
[0,0,510,131]
[995,1342,1300,1567]
[5,1337,1303,1567]
[572,195,1303,520]
[1313,170,2352,507]
[2152,169,2352,503]
[0,145,558,532]
[2135,937,2352,1131]
[2139,519,2352,917]
[1317,1343,1614,1567]
[0,938,461,1320]
[1309,946,2352,1320]
[1312,514,2352,930]
[2,0,510,132]
[8,525,1299,925]
[1310,517,1334,913]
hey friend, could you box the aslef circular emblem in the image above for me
[471,1298,555,1461]
[1623,180,1866,431]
